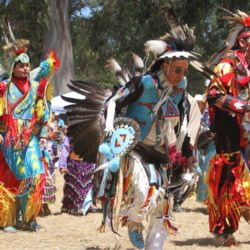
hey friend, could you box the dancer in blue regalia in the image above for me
[0,38,59,232]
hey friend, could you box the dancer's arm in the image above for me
[105,75,143,133]
[208,60,249,115]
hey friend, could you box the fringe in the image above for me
[24,174,45,223]
[0,182,16,227]
[162,201,178,235]
[61,160,95,213]
[205,152,250,234]
[43,170,56,204]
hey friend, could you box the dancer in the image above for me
[0,39,59,232]
[59,136,96,215]
[63,11,212,250]
[206,9,250,246]
[40,135,56,216]
[194,94,215,203]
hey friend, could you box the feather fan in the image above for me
[62,80,112,162]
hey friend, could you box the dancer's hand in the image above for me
[104,125,114,137]
[105,98,115,136]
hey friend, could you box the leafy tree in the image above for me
[72,0,250,94]
[0,0,249,94]
[0,0,48,69]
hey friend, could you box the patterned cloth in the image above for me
[196,141,216,202]
[61,159,95,215]
[42,148,56,204]
[207,50,250,235]
[0,78,49,227]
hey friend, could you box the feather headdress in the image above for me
[146,9,213,78]
[3,39,30,58]
[1,20,30,65]
[208,8,250,66]
[145,9,195,61]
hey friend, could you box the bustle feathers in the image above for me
[146,9,214,78]
[105,53,145,89]
[62,80,112,162]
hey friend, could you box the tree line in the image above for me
[0,0,249,95]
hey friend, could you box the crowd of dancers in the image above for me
[0,7,250,250]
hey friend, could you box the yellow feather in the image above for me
[46,82,53,101]
[0,98,5,116]
[36,99,44,120]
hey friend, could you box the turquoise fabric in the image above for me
[0,134,44,180]
[81,188,93,216]
[0,80,48,180]
[7,81,38,119]
[125,75,159,140]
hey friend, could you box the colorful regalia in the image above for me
[0,39,59,231]
[62,10,211,250]
[59,136,96,215]
[206,9,250,245]
[195,105,216,202]
[41,142,56,208]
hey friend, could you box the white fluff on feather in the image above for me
[105,57,122,73]
[132,53,144,69]
[144,40,167,58]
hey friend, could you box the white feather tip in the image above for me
[105,57,122,73]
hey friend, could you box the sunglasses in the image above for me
[174,67,189,76]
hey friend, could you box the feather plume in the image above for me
[165,8,179,30]
[161,9,196,52]
[105,54,144,91]
[218,7,235,16]
[145,10,195,63]
[132,53,144,69]
[225,23,243,46]
[147,9,214,78]
[3,39,29,57]
[122,68,131,82]
[30,67,41,81]
[160,25,195,52]
[105,58,128,87]
[131,53,144,76]
[105,57,122,73]
[2,30,9,44]
[70,80,109,97]
[144,40,167,59]
[237,10,249,18]
[34,50,60,81]
[190,60,216,79]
